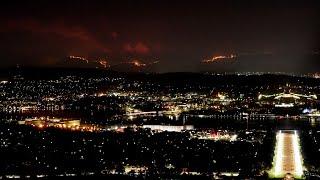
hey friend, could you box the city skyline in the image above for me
[3,1,320,179]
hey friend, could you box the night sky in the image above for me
[1,0,320,72]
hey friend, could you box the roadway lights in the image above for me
[292,130,303,177]
[274,130,283,176]
[272,130,304,178]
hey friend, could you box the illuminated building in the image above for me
[20,117,80,128]
[142,125,194,132]
[258,92,317,115]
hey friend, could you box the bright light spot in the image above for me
[131,60,146,67]
[292,131,303,177]
[218,93,225,100]
[271,130,304,178]
[274,130,284,176]
[99,60,109,68]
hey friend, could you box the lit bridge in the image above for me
[125,110,180,116]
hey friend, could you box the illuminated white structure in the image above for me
[292,131,303,177]
[259,92,317,108]
[271,130,304,178]
[274,131,284,176]
[274,103,294,108]
[142,125,193,132]
[259,93,317,100]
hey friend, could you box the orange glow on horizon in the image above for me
[69,55,159,68]
[69,55,110,68]
[132,60,146,67]
[68,55,89,63]
[98,60,109,68]
[202,54,237,63]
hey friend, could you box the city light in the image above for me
[271,130,304,178]
[274,130,284,177]
[292,131,303,177]
[2,1,320,179]
[259,92,317,100]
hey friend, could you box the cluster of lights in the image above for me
[292,130,303,177]
[258,93,317,100]
[274,130,284,176]
[273,130,304,178]
[34,123,101,132]
[26,117,101,132]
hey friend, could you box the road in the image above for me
[273,130,303,178]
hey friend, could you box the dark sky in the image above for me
[1,0,320,72]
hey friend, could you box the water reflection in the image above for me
[1,109,320,131]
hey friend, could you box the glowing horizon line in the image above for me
[202,54,237,63]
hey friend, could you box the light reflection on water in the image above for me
[1,111,320,130]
